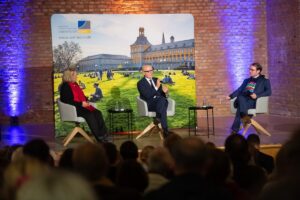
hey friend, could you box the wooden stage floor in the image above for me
[1,115,299,152]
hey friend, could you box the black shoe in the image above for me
[163,129,169,138]
[153,117,161,125]
[96,134,111,143]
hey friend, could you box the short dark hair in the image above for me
[120,141,138,160]
[247,134,260,146]
[251,62,263,73]
[23,139,50,164]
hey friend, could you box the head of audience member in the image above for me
[225,134,250,166]
[142,65,154,79]
[140,145,155,170]
[58,148,74,170]
[247,133,260,149]
[258,176,300,200]
[117,160,148,193]
[16,170,97,200]
[206,149,232,185]
[170,137,208,175]
[206,142,216,150]
[120,141,138,161]
[3,157,49,200]
[163,132,182,153]
[103,142,119,166]
[258,127,300,200]
[11,147,24,163]
[274,127,300,178]
[246,133,261,157]
[62,68,77,83]
[22,139,53,166]
[147,147,174,178]
[73,143,108,183]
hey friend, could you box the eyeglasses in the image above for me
[143,69,154,73]
[249,68,256,71]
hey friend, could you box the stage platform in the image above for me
[1,116,299,156]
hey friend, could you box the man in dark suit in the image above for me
[137,65,169,137]
[227,63,272,134]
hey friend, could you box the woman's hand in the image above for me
[82,101,90,107]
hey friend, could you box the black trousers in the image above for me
[76,107,107,141]
[148,96,169,130]
[231,95,256,132]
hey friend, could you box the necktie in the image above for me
[149,79,155,90]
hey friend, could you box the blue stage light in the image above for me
[0,0,29,117]
[219,0,255,89]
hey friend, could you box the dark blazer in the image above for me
[59,82,87,113]
[137,77,166,104]
[229,75,272,99]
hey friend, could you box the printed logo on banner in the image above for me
[78,20,91,34]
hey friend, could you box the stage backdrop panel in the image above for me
[51,14,195,137]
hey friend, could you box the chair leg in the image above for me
[63,127,79,147]
[63,127,95,147]
[250,119,271,136]
[241,123,251,136]
[158,123,164,140]
[77,127,95,143]
[136,122,156,139]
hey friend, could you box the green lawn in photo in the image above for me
[53,70,196,137]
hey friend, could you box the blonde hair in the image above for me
[3,156,49,200]
[62,68,76,82]
[16,170,97,200]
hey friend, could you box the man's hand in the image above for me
[156,78,161,88]
[250,93,257,99]
[162,85,168,93]
[82,101,90,107]
[226,96,231,100]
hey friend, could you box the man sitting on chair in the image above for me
[137,65,169,138]
[226,62,272,134]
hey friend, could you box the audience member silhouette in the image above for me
[117,160,148,193]
[145,147,173,193]
[103,142,120,183]
[73,143,141,200]
[225,134,250,182]
[58,148,74,170]
[120,141,139,161]
[23,139,53,166]
[247,133,274,174]
[145,137,232,200]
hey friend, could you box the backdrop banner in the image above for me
[51,14,195,137]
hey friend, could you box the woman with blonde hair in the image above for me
[60,68,108,142]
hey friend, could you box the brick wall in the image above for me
[267,0,300,117]
[0,0,271,124]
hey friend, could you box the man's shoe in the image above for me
[153,117,161,125]
[163,129,169,138]
[242,115,251,124]
[97,134,111,143]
